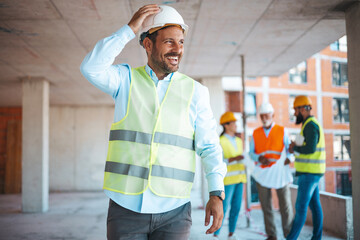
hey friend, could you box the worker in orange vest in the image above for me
[249,102,294,240]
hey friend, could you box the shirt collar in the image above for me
[263,122,275,130]
[224,133,236,139]
[145,64,174,86]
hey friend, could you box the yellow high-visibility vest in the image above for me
[295,117,326,174]
[220,135,246,185]
[103,66,196,198]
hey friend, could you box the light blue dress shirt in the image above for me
[80,25,226,213]
[249,122,292,162]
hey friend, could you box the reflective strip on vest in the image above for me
[295,159,326,164]
[226,170,246,177]
[154,132,195,150]
[105,162,149,179]
[105,162,195,183]
[109,129,152,145]
[260,150,282,155]
[151,165,195,182]
[110,129,195,150]
[259,150,281,162]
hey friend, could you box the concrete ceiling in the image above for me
[0,0,354,106]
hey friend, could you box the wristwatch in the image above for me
[209,190,225,201]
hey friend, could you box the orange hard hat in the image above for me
[293,95,312,108]
[220,111,237,125]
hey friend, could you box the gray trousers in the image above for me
[256,182,293,238]
[107,199,192,240]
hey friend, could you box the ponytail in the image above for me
[220,125,226,136]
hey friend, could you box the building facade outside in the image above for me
[222,36,351,205]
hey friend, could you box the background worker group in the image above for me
[216,96,325,240]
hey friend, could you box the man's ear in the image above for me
[143,37,152,55]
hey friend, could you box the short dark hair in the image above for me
[140,25,179,47]
[147,31,158,44]
[140,30,158,47]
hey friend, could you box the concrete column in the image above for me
[22,78,49,212]
[315,54,323,126]
[315,54,326,191]
[345,3,360,239]
[200,77,226,134]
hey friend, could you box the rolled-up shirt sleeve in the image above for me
[194,84,227,192]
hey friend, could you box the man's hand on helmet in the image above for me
[128,4,160,34]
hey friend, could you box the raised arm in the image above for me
[80,4,160,98]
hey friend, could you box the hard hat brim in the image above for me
[148,23,188,34]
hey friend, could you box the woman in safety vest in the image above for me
[214,111,246,240]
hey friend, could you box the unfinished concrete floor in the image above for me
[0,191,342,240]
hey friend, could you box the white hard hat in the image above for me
[139,5,188,46]
[259,102,274,114]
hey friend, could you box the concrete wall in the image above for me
[290,185,353,239]
[49,106,114,191]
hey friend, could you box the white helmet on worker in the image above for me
[139,5,188,46]
[259,102,274,114]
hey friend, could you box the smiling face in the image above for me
[144,26,184,79]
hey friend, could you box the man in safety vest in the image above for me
[249,102,294,240]
[286,96,326,240]
[80,4,227,239]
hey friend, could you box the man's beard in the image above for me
[150,50,181,74]
[295,113,304,125]
[262,119,272,128]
